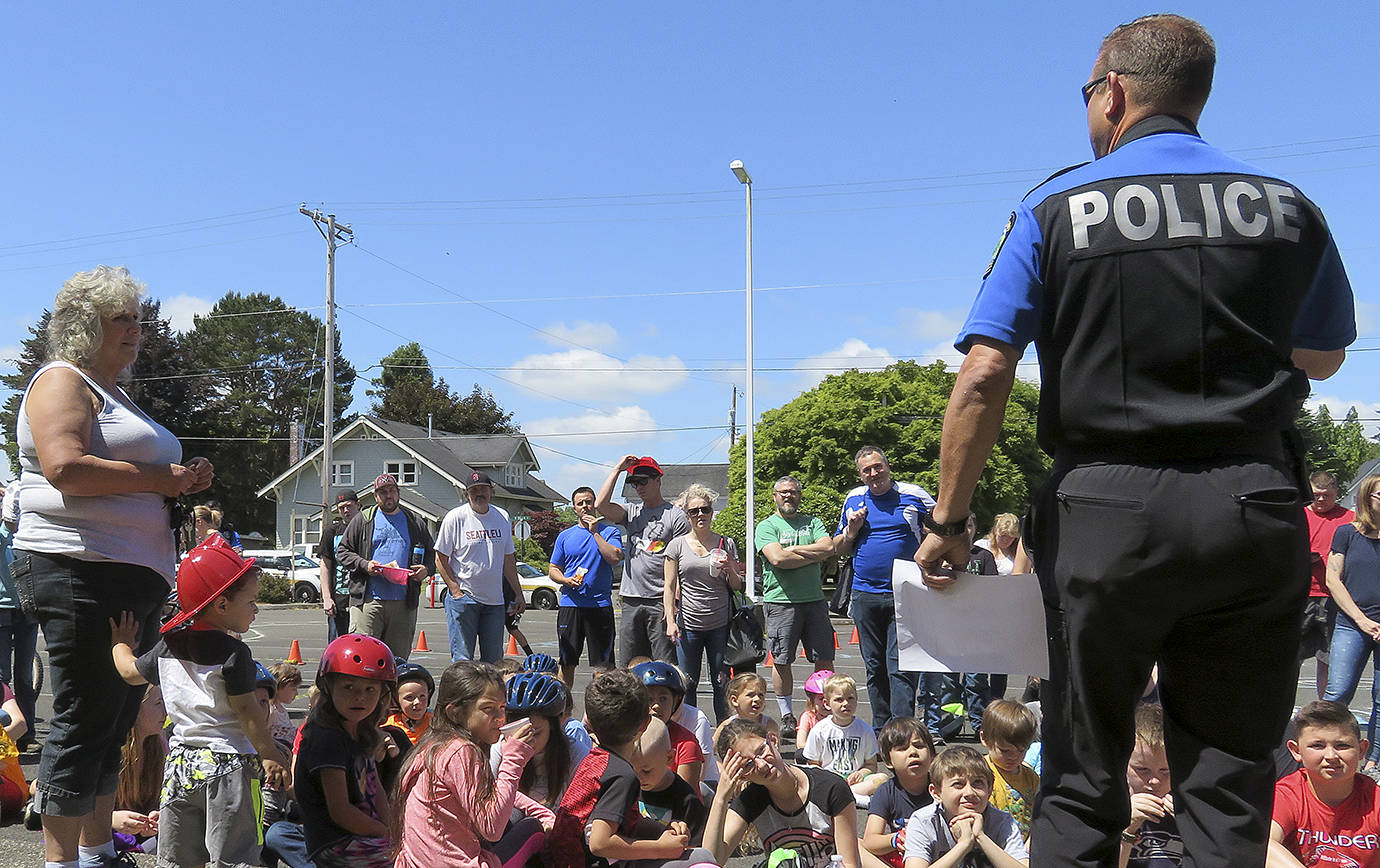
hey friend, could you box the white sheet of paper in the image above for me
[893,559,1049,677]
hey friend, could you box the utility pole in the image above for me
[300,206,353,540]
[729,386,738,447]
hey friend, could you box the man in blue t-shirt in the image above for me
[549,485,623,689]
[834,446,935,730]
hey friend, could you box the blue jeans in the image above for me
[0,606,40,737]
[851,590,917,728]
[265,821,316,868]
[677,623,730,721]
[1322,615,1380,763]
[446,593,506,662]
[923,672,991,737]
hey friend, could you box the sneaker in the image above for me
[23,799,41,831]
[781,713,798,741]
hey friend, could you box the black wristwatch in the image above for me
[921,512,968,537]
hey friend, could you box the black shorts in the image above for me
[557,606,615,668]
[1298,596,1336,662]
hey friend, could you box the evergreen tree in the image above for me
[1,312,51,475]
[180,292,355,534]
[369,343,517,434]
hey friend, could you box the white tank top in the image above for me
[15,361,182,584]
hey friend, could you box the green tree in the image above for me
[179,292,355,534]
[369,343,518,434]
[713,360,1048,554]
[1297,404,1380,489]
[1,312,50,475]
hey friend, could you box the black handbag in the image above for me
[724,590,766,669]
[829,557,853,617]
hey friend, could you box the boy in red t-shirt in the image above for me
[1271,700,1380,867]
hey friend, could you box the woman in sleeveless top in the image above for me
[10,266,213,866]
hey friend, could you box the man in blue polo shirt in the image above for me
[834,446,935,729]
[549,485,624,690]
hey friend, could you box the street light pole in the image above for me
[731,160,756,600]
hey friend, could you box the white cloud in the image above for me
[540,320,618,349]
[0,344,21,375]
[792,338,897,391]
[903,308,967,343]
[162,294,214,333]
[523,405,661,444]
[506,349,688,400]
[1356,301,1380,335]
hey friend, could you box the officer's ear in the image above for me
[1103,70,1131,117]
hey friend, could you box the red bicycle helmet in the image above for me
[162,534,257,634]
[318,634,397,683]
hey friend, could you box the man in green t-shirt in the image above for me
[755,475,837,738]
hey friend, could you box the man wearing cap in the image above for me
[434,470,526,663]
[315,488,361,642]
[595,455,690,667]
[335,473,436,660]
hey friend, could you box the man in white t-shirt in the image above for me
[434,471,525,662]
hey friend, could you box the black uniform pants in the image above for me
[1026,458,1308,868]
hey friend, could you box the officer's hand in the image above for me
[915,532,968,588]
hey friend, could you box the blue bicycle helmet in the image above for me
[253,661,276,694]
[631,661,685,695]
[395,661,436,696]
[505,672,567,718]
[524,652,558,674]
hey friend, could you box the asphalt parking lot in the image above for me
[0,603,1358,866]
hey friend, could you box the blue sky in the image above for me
[1,3,1375,506]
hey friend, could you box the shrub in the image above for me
[257,573,291,603]
[515,537,549,570]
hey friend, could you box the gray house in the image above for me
[255,415,564,552]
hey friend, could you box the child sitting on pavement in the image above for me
[634,718,708,845]
[712,672,779,747]
[796,669,834,751]
[549,670,714,868]
[634,661,706,794]
[268,662,303,744]
[1271,699,1380,868]
[802,673,889,802]
[902,745,1027,868]
[110,536,291,868]
[863,717,936,868]
[978,700,1039,841]
[1120,703,1183,867]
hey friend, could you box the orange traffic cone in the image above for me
[834,631,842,650]
[413,630,430,653]
[506,634,519,656]
[765,649,775,666]
[849,626,860,645]
[285,639,303,665]
[799,645,809,659]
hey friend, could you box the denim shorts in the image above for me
[12,550,169,817]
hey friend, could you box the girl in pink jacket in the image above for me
[393,661,552,868]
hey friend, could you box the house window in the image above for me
[505,462,523,488]
[385,461,418,485]
[330,461,354,487]
[292,516,322,548]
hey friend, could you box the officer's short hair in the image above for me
[571,485,595,501]
[1098,14,1215,112]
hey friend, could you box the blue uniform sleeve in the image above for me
[957,202,1044,354]
[1292,235,1356,351]
[601,525,623,548]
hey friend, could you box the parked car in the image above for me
[242,549,322,603]
[422,561,561,609]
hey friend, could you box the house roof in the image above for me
[256,415,560,506]
[623,463,730,509]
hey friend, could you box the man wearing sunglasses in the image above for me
[914,14,1355,868]
[596,455,689,667]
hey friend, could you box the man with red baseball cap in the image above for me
[335,473,436,660]
[595,455,689,667]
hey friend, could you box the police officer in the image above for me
[914,14,1354,868]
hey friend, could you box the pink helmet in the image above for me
[319,634,397,683]
[804,669,836,695]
